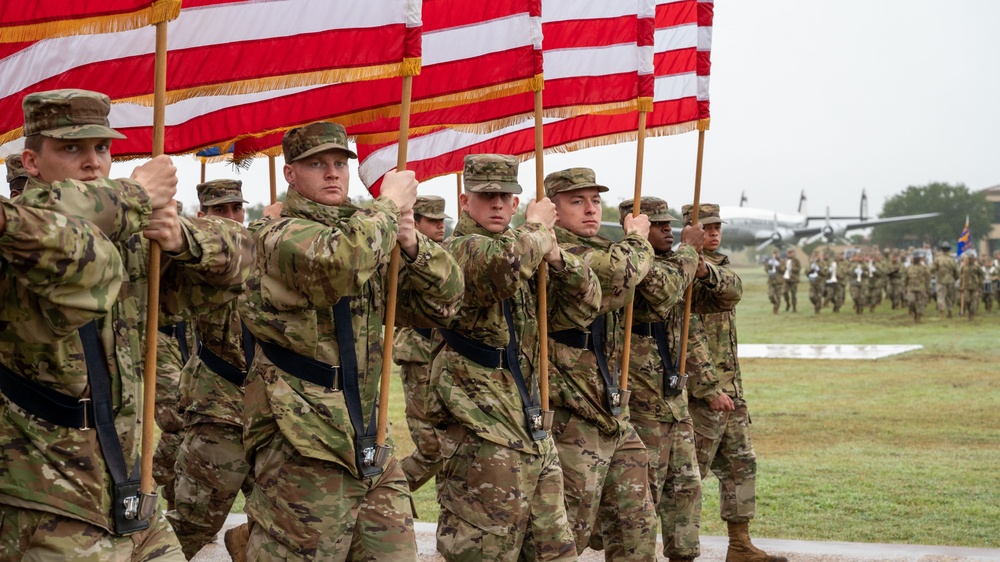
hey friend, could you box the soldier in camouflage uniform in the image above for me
[931,242,958,318]
[544,168,656,561]
[240,122,463,561]
[806,250,827,314]
[958,252,985,320]
[5,154,27,199]
[778,248,800,312]
[684,204,787,562]
[1,89,253,560]
[617,197,712,562]
[763,250,782,314]
[848,253,867,315]
[430,155,600,562]
[395,195,451,492]
[822,250,846,312]
[165,179,258,559]
[904,252,931,323]
[886,251,905,310]
[983,255,997,312]
[152,307,194,513]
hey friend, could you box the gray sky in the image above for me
[114,1,1000,220]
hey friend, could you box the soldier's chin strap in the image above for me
[79,321,154,535]
[334,297,386,478]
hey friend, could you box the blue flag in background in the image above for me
[956,216,970,256]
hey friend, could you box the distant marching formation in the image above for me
[763,243,1000,323]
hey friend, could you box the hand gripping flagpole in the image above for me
[534,89,553,424]
[677,129,707,380]
[376,74,413,454]
[618,110,648,402]
[140,20,168,511]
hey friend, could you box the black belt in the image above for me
[196,322,255,387]
[159,320,191,364]
[632,322,655,337]
[639,321,687,397]
[0,361,95,429]
[549,329,589,349]
[258,339,342,390]
[414,327,432,339]
[589,314,622,415]
[440,299,546,440]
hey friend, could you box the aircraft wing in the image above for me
[790,212,940,238]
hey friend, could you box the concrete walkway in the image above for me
[191,515,1000,561]
[739,344,922,360]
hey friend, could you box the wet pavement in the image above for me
[192,515,1000,561]
[739,344,922,360]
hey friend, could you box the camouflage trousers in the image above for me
[166,420,253,559]
[766,280,782,307]
[244,431,417,562]
[936,282,955,313]
[0,504,183,561]
[823,282,845,311]
[984,290,995,311]
[961,289,981,318]
[688,398,757,523]
[849,282,865,313]
[398,361,443,492]
[436,428,577,562]
[549,408,656,561]
[907,290,928,320]
[152,399,184,510]
[808,281,824,312]
[888,280,905,309]
[631,415,702,560]
[781,280,798,310]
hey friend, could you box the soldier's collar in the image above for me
[281,188,358,224]
[703,249,729,266]
[553,225,610,250]
[453,211,509,238]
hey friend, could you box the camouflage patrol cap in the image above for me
[617,196,676,224]
[940,241,951,250]
[463,154,522,194]
[413,195,450,220]
[5,154,27,183]
[197,179,247,207]
[681,203,724,226]
[22,89,126,140]
[282,122,357,163]
[543,167,608,198]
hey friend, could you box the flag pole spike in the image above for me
[619,110,648,393]
[376,74,413,448]
[140,20,168,499]
[268,155,277,205]
[534,88,550,414]
[677,130,707,378]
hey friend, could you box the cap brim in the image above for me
[648,213,678,223]
[698,217,724,225]
[417,212,451,220]
[467,180,522,194]
[42,124,126,140]
[292,142,358,162]
[202,195,248,206]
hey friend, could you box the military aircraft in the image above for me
[721,189,939,250]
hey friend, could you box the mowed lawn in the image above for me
[227,259,999,548]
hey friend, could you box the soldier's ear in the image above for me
[21,148,41,177]
[512,195,520,208]
[283,163,295,186]
[459,192,469,211]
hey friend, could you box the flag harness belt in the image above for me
[551,314,624,416]
[634,321,687,396]
[195,322,255,387]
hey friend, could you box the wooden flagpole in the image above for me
[456,172,462,208]
[268,155,277,205]
[140,20,168,499]
[376,75,413,448]
[618,110,648,394]
[534,89,551,414]
[677,130,707,377]
[200,160,205,184]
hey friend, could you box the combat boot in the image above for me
[224,523,249,562]
[726,521,787,562]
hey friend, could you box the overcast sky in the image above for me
[113,1,1000,220]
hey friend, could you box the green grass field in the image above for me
[225,259,999,548]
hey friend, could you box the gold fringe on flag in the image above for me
[116,62,419,107]
[542,100,638,118]
[0,0,181,43]
[0,127,24,148]
[637,97,654,114]
[696,118,711,131]
[401,57,422,77]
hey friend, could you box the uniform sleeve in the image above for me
[14,177,150,242]
[635,245,698,320]
[396,231,464,328]
[447,222,549,308]
[255,197,399,310]
[0,202,123,342]
[684,314,723,402]
[565,233,653,314]
[159,216,255,323]
[546,250,601,331]
[692,263,743,314]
